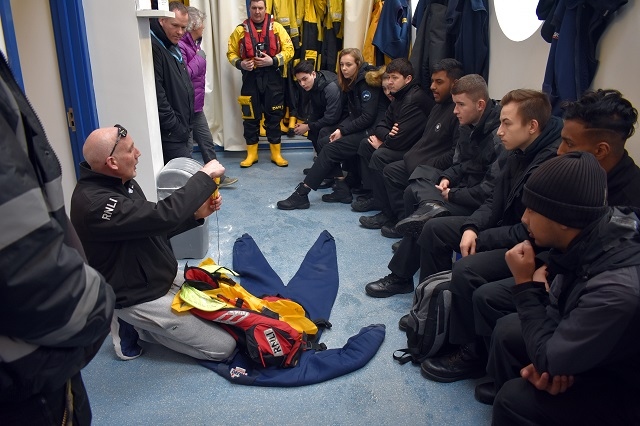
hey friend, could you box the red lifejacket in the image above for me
[239,14,280,59]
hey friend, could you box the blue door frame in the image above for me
[49,0,100,178]
[0,2,23,90]
[1,1,98,179]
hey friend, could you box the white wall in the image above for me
[83,0,165,202]
[488,1,640,160]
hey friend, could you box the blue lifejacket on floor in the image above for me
[199,230,386,386]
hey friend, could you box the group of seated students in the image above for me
[278,49,640,424]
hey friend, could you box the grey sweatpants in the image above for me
[116,273,236,361]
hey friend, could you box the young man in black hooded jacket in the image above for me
[491,152,640,425]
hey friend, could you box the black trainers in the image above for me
[277,184,310,210]
[365,273,414,298]
[381,222,402,238]
[321,180,353,204]
[395,203,451,237]
[351,196,381,212]
[420,343,486,383]
[359,212,389,229]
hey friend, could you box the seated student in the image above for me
[277,48,389,210]
[364,74,503,297]
[418,89,562,382]
[293,59,346,183]
[489,152,640,425]
[358,58,464,237]
[70,125,236,361]
[353,57,434,215]
[472,88,640,405]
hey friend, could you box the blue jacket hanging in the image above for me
[542,0,628,115]
[372,0,412,59]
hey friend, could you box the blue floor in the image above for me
[82,147,492,425]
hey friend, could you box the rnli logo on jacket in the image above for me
[264,328,284,356]
[230,366,248,378]
[435,123,442,132]
[102,197,118,221]
[362,90,372,102]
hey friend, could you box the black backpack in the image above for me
[393,270,452,364]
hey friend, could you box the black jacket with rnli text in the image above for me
[71,163,216,308]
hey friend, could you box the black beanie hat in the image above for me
[522,152,608,228]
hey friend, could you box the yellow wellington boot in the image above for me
[240,144,259,168]
[259,116,267,137]
[270,143,288,167]
[280,118,289,134]
[287,116,297,137]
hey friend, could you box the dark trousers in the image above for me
[389,215,467,282]
[493,377,640,426]
[382,160,411,220]
[417,215,467,281]
[162,141,192,164]
[473,277,516,341]
[448,249,511,345]
[308,125,335,155]
[190,111,217,163]
[359,141,406,214]
[490,314,640,425]
[241,69,285,144]
[304,130,367,190]
[2,372,91,426]
[370,148,405,213]
[357,138,376,193]
[405,166,444,208]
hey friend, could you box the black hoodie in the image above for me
[514,208,640,390]
[467,115,563,251]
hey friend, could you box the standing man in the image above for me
[0,53,115,425]
[70,126,237,362]
[228,0,294,167]
[150,1,194,164]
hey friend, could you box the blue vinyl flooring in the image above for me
[82,147,492,425]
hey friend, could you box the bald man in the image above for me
[70,125,237,361]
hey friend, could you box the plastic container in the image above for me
[157,158,209,259]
